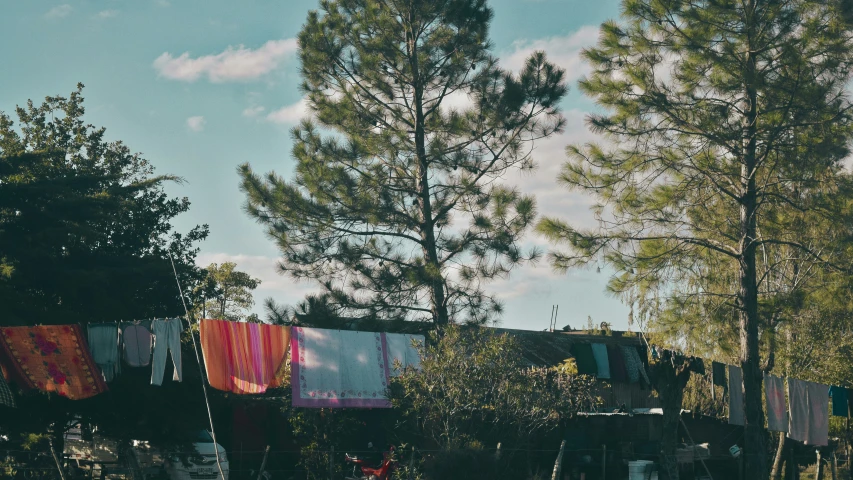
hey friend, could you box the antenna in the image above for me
[553,305,559,331]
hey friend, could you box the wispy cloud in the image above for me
[153,39,297,83]
[266,98,308,124]
[156,0,171,6]
[95,10,119,19]
[186,116,206,132]
[500,25,599,81]
[45,4,72,18]
[242,106,266,118]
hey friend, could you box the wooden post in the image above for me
[256,445,270,480]
[832,450,838,480]
[816,449,824,480]
[601,444,606,480]
[551,440,566,480]
[408,446,416,480]
[48,438,67,480]
[495,442,502,460]
[329,446,335,480]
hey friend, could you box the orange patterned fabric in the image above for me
[0,325,108,400]
[200,319,290,394]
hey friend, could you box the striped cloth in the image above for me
[199,319,291,394]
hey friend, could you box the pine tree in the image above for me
[537,1,853,477]
[240,0,568,325]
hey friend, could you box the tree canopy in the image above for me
[537,0,853,477]
[240,0,568,325]
[192,262,261,321]
[0,84,209,325]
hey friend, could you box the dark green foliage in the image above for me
[240,0,568,325]
[0,84,209,325]
[537,1,853,478]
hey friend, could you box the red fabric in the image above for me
[0,325,108,400]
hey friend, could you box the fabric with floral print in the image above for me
[290,327,391,408]
[0,325,108,400]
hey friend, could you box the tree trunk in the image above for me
[770,432,786,480]
[739,5,769,477]
[653,356,693,480]
[408,15,449,326]
[786,440,799,480]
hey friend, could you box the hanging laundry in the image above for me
[690,357,706,376]
[291,327,391,408]
[590,343,611,379]
[787,378,809,443]
[199,319,290,394]
[571,343,598,376]
[87,324,120,382]
[634,345,651,385]
[620,345,641,383]
[606,344,628,382]
[0,325,108,400]
[0,364,16,408]
[122,322,152,367]
[806,381,829,446]
[829,386,849,417]
[765,374,788,432]
[712,361,727,387]
[728,365,745,426]
[151,318,183,386]
[383,333,424,377]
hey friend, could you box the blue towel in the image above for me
[829,385,849,417]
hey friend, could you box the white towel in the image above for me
[765,375,788,432]
[728,365,745,426]
[383,333,424,376]
[291,327,391,408]
[787,378,809,442]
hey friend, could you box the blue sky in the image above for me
[0,0,633,332]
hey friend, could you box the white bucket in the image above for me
[628,460,654,480]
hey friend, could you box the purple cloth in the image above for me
[806,381,829,446]
[728,365,745,426]
[765,375,788,432]
[122,323,152,367]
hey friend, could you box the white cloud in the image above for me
[266,98,308,124]
[500,25,599,81]
[186,116,206,132]
[242,106,266,118]
[156,0,171,6]
[45,4,72,18]
[153,39,297,83]
[95,10,119,19]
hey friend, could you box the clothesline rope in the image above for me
[167,252,226,480]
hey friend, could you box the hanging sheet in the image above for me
[806,381,829,446]
[607,345,628,382]
[122,322,152,367]
[571,343,598,376]
[0,325,107,400]
[788,378,809,443]
[591,343,611,379]
[728,365,745,426]
[765,374,788,432]
[383,333,424,377]
[291,327,391,408]
[200,319,290,394]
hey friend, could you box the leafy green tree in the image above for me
[537,1,853,477]
[193,262,261,321]
[240,0,568,325]
[388,326,598,454]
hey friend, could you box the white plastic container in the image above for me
[628,460,655,480]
